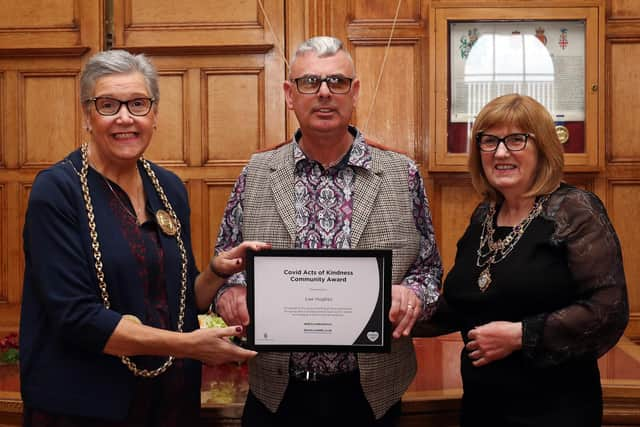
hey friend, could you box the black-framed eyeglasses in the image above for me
[85,96,155,116]
[476,132,532,152]
[290,74,354,94]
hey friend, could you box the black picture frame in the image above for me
[245,248,392,352]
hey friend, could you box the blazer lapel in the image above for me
[269,145,298,245]
[351,157,382,248]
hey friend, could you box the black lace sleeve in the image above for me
[522,186,629,367]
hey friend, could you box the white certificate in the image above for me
[246,249,392,352]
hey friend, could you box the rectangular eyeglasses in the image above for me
[86,96,155,116]
[291,74,354,94]
[476,132,531,152]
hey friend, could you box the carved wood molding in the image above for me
[0,47,90,57]
[113,44,274,56]
[606,19,640,38]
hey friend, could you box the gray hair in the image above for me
[289,36,355,73]
[80,49,159,108]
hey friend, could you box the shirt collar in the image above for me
[292,125,372,171]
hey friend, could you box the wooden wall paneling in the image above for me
[608,0,640,18]
[607,40,640,163]
[187,68,203,167]
[113,0,283,50]
[0,0,101,335]
[0,71,4,168]
[205,180,239,264]
[18,71,80,168]
[352,41,421,158]
[410,334,463,393]
[0,183,6,302]
[429,0,602,6]
[608,181,640,339]
[0,181,30,336]
[183,179,205,270]
[308,0,334,37]
[0,0,101,55]
[432,176,481,275]
[605,5,640,343]
[0,67,18,169]
[410,338,444,391]
[0,0,80,49]
[143,53,283,165]
[352,0,420,22]
[144,70,189,167]
[203,68,263,164]
[12,183,31,304]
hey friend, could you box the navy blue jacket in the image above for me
[20,149,201,420]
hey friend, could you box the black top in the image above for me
[440,184,628,426]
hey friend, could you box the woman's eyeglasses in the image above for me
[476,132,532,152]
[86,97,155,116]
[290,74,354,94]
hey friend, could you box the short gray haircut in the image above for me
[80,49,159,108]
[289,36,355,74]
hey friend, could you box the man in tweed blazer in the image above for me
[213,36,442,426]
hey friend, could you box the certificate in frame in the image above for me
[428,6,602,172]
[245,248,392,352]
[448,20,585,154]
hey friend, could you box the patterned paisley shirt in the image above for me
[215,126,442,375]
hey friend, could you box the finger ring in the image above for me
[407,304,413,310]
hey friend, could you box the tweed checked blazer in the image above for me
[242,140,421,419]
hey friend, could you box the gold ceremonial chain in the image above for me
[79,143,188,377]
[475,195,549,292]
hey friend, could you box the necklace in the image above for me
[79,143,188,378]
[475,195,549,292]
[101,175,143,224]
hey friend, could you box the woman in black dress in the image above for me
[416,94,629,426]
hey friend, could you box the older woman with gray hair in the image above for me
[20,49,267,425]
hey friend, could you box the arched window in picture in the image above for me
[464,30,555,118]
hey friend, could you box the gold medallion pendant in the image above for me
[478,267,492,292]
[155,209,177,236]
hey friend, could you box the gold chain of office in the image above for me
[79,142,188,378]
[475,194,549,292]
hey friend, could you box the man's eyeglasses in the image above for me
[85,97,155,116]
[476,132,532,152]
[290,75,354,94]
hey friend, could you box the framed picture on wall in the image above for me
[428,6,603,172]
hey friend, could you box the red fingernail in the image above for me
[236,326,242,333]
[236,259,241,265]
